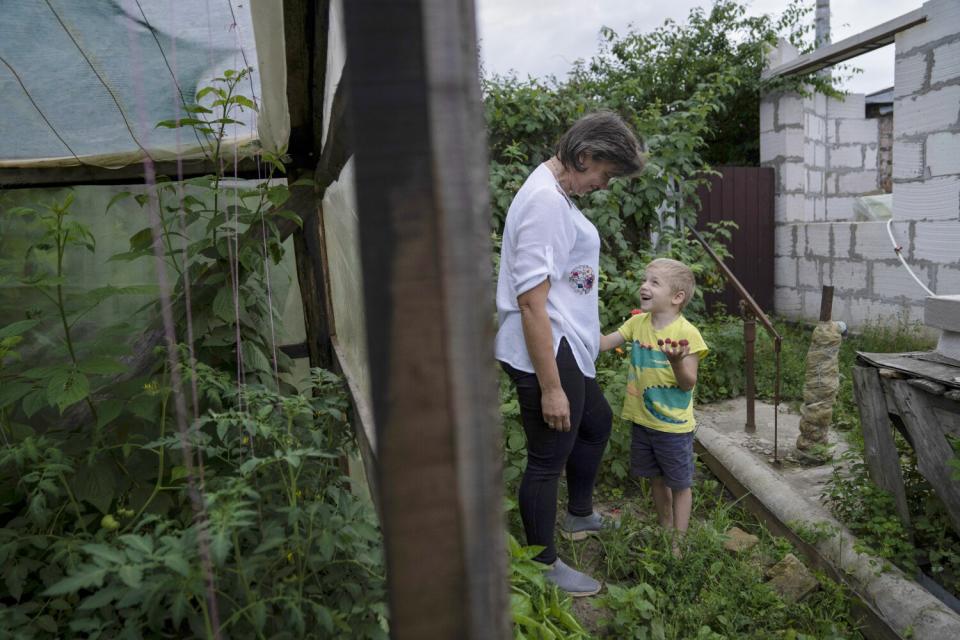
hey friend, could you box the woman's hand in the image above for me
[541,387,571,431]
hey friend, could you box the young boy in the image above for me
[600,258,708,553]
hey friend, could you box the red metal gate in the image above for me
[694,166,775,315]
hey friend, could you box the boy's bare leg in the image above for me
[671,487,692,558]
[672,487,692,533]
[650,476,673,528]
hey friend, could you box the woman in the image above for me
[496,110,644,596]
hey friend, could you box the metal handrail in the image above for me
[686,223,784,462]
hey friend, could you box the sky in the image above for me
[475,0,920,95]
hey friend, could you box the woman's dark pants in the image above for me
[500,339,612,564]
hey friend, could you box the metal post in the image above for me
[743,303,757,433]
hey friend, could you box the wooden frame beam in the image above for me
[343,1,509,637]
[0,157,262,189]
[762,8,926,80]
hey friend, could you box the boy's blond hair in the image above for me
[646,258,696,310]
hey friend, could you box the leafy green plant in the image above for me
[508,535,587,640]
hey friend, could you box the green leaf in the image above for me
[78,356,127,375]
[96,398,124,431]
[35,615,57,633]
[0,382,33,410]
[242,341,272,374]
[22,389,48,417]
[81,543,125,565]
[118,534,154,556]
[128,228,154,251]
[43,564,108,596]
[106,191,132,213]
[46,369,89,414]
[118,565,143,588]
[212,287,235,323]
[163,553,190,577]
[0,319,40,339]
[231,95,258,110]
[78,584,125,610]
[73,464,116,514]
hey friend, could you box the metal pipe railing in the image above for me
[686,223,784,462]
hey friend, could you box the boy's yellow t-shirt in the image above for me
[616,312,709,433]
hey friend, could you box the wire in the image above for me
[886,218,934,296]
[0,55,83,164]
[42,0,155,162]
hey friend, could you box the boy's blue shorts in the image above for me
[630,423,695,490]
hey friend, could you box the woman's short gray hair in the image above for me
[557,110,645,177]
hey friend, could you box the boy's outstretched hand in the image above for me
[657,338,689,363]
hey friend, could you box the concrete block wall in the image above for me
[762,0,960,330]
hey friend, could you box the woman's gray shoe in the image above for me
[559,510,614,541]
[544,558,601,597]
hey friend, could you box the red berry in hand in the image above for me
[657,339,664,346]
[679,339,689,347]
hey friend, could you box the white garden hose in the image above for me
[886,219,935,296]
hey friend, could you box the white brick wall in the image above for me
[815,144,826,167]
[926,132,960,176]
[775,193,807,223]
[827,94,866,119]
[936,264,960,294]
[826,196,857,220]
[775,224,798,257]
[807,170,824,192]
[778,95,804,127]
[844,297,920,327]
[805,223,831,256]
[838,170,880,194]
[894,52,927,99]
[827,259,868,292]
[774,286,803,317]
[760,128,805,162]
[802,289,826,319]
[913,221,960,263]
[931,39,960,85]
[830,145,863,168]
[826,118,837,144]
[896,0,960,55]
[805,113,826,140]
[895,85,960,136]
[833,223,853,257]
[864,146,878,171]
[780,162,805,192]
[872,261,934,301]
[775,257,798,288]
[798,257,822,288]
[760,99,776,133]
[853,221,899,261]
[837,119,879,145]
[892,140,925,180]
[895,176,960,221]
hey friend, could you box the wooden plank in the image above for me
[857,351,960,389]
[888,380,960,535]
[342,1,508,638]
[285,0,335,371]
[853,365,911,527]
[762,8,927,79]
[0,157,262,189]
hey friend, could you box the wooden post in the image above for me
[343,1,509,638]
[852,365,911,526]
[888,380,960,535]
[819,285,834,322]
